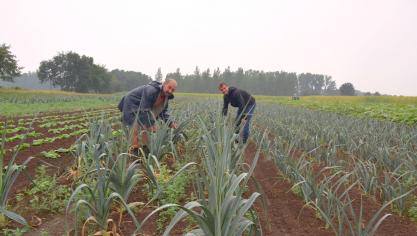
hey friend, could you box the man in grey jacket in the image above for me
[118,79,178,155]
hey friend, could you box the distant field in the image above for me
[1,89,416,124]
[177,93,417,125]
[0,88,120,117]
[256,95,417,125]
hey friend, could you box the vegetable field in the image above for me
[258,95,417,125]
[1,89,417,235]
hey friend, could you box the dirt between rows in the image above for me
[0,106,117,122]
[245,142,334,236]
[244,142,417,236]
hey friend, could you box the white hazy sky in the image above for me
[1,0,417,95]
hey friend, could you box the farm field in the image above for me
[0,88,121,117]
[1,89,417,235]
[257,95,417,125]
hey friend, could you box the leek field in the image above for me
[0,88,416,235]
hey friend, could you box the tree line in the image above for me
[1,45,365,96]
[166,67,341,96]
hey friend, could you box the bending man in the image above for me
[118,79,178,155]
[219,82,256,144]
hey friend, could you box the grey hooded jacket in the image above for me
[118,81,174,126]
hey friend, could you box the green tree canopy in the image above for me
[155,67,163,82]
[171,67,336,96]
[109,69,152,92]
[339,82,355,96]
[0,44,22,82]
[37,51,110,93]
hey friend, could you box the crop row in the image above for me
[252,103,417,235]
[1,99,266,235]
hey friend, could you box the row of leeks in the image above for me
[141,112,267,236]
[66,112,195,235]
[253,103,417,236]
[66,102,266,235]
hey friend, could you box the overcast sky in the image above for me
[2,0,416,95]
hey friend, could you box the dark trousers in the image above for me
[236,104,256,143]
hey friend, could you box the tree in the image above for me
[90,64,111,93]
[155,67,163,82]
[109,69,151,92]
[339,83,355,96]
[212,67,221,80]
[166,68,182,81]
[168,66,336,96]
[201,68,211,79]
[193,66,201,79]
[0,44,22,81]
[323,76,336,93]
[37,51,110,93]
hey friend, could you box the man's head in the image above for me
[163,79,177,96]
[218,82,229,95]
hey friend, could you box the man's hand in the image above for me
[169,122,178,129]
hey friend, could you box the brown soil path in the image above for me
[245,142,334,236]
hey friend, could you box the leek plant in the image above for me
[380,170,417,216]
[139,114,265,235]
[0,123,34,227]
[353,159,379,196]
[66,165,140,235]
[258,103,417,216]
[109,153,142,225]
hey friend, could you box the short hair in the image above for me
[218,82,228,89]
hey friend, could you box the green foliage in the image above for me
[407,197,417,221]
[262,95,417,125]
[257,100,417,234]
[155,67,163,82]
[155,165,189,231]
[15,143,30,151]
[37,51,111,93]
[0,44,22,82]
[66,168,140,235]
[140,114,264,235]
[0,88,120,117]
[0,124,33,226]
[40,150,60,159]
[25,165,71,213]
[169,67,336,96]
[339,82,355,96]
[1,225,29,236]
[108,69,151,92]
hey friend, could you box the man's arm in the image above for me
[159,102,178,128]
[159,103,170,123]
[222,95,230,116]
